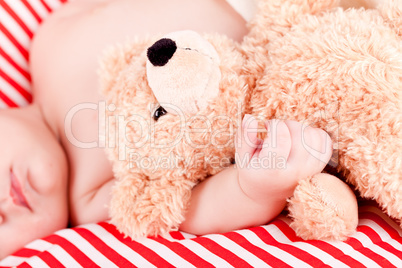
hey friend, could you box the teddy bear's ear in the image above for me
[98,38,153,101]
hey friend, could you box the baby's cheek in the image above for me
[31,141,68,195]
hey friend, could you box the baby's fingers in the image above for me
[235,114,261,165]
[259,120,291,165]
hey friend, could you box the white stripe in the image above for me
[360,219,402,252]
[45,245,82,267]
[0,30,29,70]
[266,224,349,268]
[0,255,27,266]
[87,224,156,267]
[55,228,118,268]
[6,0,40,32]
[206,233,271,267]
[135,237,195,268]
[24,239,54,252]
[225,0,258,22]
[0,75,30,106]
[27,0,50,19]
[175,239,232,267]
[0,55,30,88]
[0,97,7,108]
[0,6,30,50]
[24,256,51,268]
[353,231,402,266]
[240,229,312,267]
[179,232,197,239]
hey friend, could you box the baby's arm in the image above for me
[72,115,332,236]
[180,115,333,235]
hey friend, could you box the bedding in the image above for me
[0,0,401,267]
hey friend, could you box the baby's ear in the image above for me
[98,37,154,100]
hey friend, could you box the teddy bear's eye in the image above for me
[153,106,168,121]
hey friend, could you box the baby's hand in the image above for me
[235,114,333,201]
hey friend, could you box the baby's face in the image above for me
[0,106,69,260]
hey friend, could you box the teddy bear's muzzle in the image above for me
[146,30,222,115]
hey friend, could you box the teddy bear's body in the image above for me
[101,0,402,240]
[243,1,402,238]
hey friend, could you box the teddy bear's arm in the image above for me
[288,173,358,241]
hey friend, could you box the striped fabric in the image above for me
[0,0,67,108]
[1,1,402,267]
[0,200,401,267]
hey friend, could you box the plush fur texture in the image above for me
[100,0,401,240]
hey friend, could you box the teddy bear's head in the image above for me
[100,30,248,237]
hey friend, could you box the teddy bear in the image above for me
[99,0,402,241]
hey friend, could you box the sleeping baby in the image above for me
[0,0,332,259]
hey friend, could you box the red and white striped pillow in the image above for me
[0,0,67,108]
[1,200,401,267]
[1,1,402,267]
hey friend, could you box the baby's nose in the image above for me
[147,38,177,66]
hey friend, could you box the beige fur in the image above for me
[100,0,402,240]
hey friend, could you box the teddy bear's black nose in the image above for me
[147,38,177,67]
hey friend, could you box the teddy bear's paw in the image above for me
[288,173,358,241]
[111,201,185,239]
[109,175,194,239]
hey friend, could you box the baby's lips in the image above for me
[10,170,32,210]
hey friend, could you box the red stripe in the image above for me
[21,0,43,23]
[43,234,100,268]
[252,225,331,267]
[0,89,18,107]
[272,220,365,267]
[0,22,29,61]
[39,0,52,12]
[346,235,396,267]
[360,211,402,243]
[98,222,174,267]
[73,227,136,268]
[150,235,214,267]
[16,263,31,268]
[0,47,31,81]
[357,225,402,262]
[169,231,186,240]
[224,231,292,267]
[0,68,32,102]
[11,248,41,258]
[37,251,65,268]
[193,236,252,267]
[0,1,34,38]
